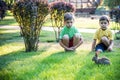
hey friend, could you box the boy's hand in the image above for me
[107,46,112,51]
[71,46,76,50]
[66,47,75,51]
[65,47,74,51]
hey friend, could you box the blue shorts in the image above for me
[95,43,108,52]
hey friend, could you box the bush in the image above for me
[50,1,76,41]
[12,0,49,52]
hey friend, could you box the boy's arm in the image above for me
[72,37,83,50]
[107,40,114,51]
[91,39,96,51]
[59,40,69,50]
[107,30,114,51]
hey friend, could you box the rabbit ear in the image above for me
[92,57,95,61]
[92,56,97,61]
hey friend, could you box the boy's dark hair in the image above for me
[64,12,74,21]
[99,15,110,23]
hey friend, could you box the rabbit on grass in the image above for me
[92,56,111,65]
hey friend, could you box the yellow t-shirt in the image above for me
[94,28,114,44]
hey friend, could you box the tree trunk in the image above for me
[23,35,39,52]
[21,25,40,52]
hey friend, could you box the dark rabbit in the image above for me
[92,56,111,65]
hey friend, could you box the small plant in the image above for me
[12,0,49,52]
[109,9,120,39]
[104,0,120,39]
[50,0,76,41]
[0,0,7,20]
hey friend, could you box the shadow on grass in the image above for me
[0,30,22,46]
[0,43,52,70]
[0,18,17,25]
[39,30,56,42]
[0,29,57,47]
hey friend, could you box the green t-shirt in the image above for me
[59,26,81,39]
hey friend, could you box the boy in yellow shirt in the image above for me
[91,15,114,57]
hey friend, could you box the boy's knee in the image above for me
[101,36,108,42]
[74,33,80,39]
[63,34,69,40]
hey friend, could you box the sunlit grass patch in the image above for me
[0,42,24,55]
[0,29,19,33]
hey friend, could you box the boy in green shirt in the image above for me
[59,12,83,51]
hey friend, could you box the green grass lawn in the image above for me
[0,28,120,80]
